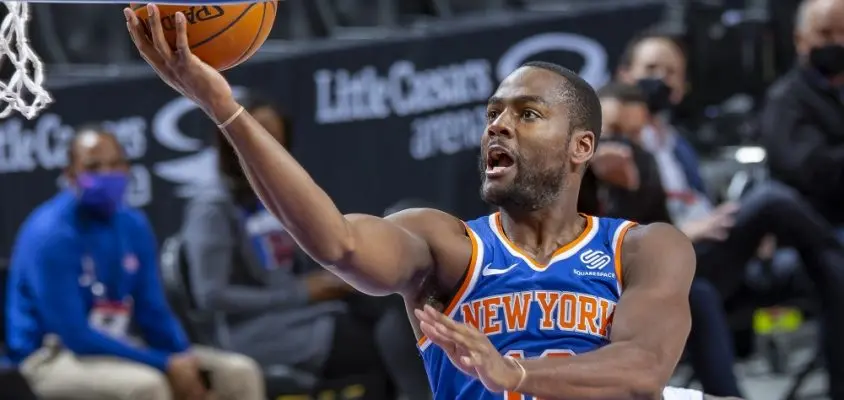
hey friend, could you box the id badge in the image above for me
[89,300,131,339]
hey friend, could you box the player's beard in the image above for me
[478,149,567,212]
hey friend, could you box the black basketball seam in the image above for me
[192,3,257,49]
[227,1,267,69]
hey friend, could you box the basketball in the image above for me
[131,1,277,71]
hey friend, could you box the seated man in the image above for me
[618,31,844,399]
[759,0,844,226]
[181,92,430,400]
[5,126,264,400]
[586,82,743,398]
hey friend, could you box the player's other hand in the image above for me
[415,305,523,393]
[123,5,238,123]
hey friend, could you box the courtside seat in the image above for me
[159,236,318,396]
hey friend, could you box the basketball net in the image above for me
[0,1,51,119]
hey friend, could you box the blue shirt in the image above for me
[4,191,189,370]
[420,213,635,399]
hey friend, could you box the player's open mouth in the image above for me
[485,146,515,177]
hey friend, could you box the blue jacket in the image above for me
[5,192,189,370]
[672,132,708,196]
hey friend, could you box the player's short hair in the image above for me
[597,82,647,105]
[67,123,124,165]
[618,29,688,68]
[520,61,603,141]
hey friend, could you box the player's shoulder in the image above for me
[621,222,695,271]
[385,207,465,237]
[386,207,475,289]
[623,222,690,251]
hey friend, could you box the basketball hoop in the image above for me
[0,0,275,120]
[0,1,51,119]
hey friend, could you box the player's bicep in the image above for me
[332,208,467,296]
[610,223,695,382]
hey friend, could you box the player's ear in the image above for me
[569,130,595,167]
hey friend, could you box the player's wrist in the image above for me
[204,96,241,126]
[504,356,527,393]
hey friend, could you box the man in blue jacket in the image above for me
[5,127,264,400]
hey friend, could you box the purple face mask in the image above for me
[76,172,129,216]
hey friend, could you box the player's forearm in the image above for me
[209,99,355,266]
[516,343,663,400]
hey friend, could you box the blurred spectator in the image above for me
[585,82,742,398]
[181,91,431,399]
[579,82,670,224]
[759,0,844,225]
[5,127,263,400]
[618,31,844,399]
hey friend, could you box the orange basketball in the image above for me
[132,1,277,71]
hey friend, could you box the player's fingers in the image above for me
[436,323,489,354]
[419,321,454,346]
[423,305,461,328]
[125,9,168,70]
[434,322,467,344]
[145,4,174,63]
[173,12,191,62]
[413,307,438,328]
[124,9,154,54]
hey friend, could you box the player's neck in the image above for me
[499,195,584,262]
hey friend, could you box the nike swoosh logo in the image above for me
[481,263,519,276]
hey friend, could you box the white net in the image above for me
[0,1,51,120]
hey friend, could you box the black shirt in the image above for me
[759,67,844,224]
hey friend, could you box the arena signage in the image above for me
[0,4,664,259]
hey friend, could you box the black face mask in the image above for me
[636,77,673,113]
[809,44,844,77]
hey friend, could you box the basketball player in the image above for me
[124,6,738,400]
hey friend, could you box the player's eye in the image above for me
[486,110,500,122]
[522,109,539,120]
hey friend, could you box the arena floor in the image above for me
[669,322,828,400]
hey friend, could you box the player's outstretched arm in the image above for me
[512,223,695,399]
[124,6,469,295]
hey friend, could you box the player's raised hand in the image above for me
[415,305,524,393]
[123,5,237,122]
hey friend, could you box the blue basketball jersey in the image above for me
[419,213,636,400]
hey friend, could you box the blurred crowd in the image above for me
[1,0,844,399]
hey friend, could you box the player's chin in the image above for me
[481,180,513,203]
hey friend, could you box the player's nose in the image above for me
[486,116,514,139]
